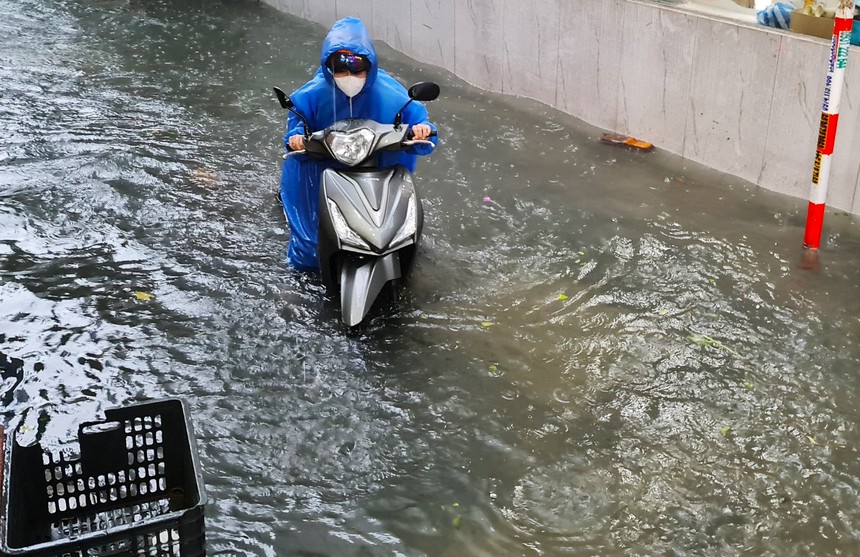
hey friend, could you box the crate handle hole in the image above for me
[168,487,186,510]
[81,421,122,435]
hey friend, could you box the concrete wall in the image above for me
[262,0,860,213]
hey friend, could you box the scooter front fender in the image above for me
[340,253,401,327]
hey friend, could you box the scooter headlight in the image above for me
[326,128,375,166]
[391,194,418,247]
[327,198,371,250]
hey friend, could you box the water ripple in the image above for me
[3,0,860,555]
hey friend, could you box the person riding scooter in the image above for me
[280,16,438,271]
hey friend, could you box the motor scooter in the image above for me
[273,82,439,326]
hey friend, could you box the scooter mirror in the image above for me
[408,82,440,102]
[273,87,293,110]
[394,82,440,128]
[274,86,313,137]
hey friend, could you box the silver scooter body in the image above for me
[274,82,439,326]
[318,161,423,326]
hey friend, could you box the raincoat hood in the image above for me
[319,17,378,90]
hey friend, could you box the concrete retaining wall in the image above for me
[262,0,860,213]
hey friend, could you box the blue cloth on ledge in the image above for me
[757,2,793,30]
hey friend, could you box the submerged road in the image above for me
[2,0,860,555]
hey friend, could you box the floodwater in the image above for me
[2,0,860,555]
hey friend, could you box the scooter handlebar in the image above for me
[284,125,436,158]
[406,127,438,140]
[401,140,435,147]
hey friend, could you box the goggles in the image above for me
[328,51,370,74]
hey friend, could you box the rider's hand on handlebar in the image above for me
[288,134,305,151]
[411,124,432,141]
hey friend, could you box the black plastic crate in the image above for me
[1,399,206,557]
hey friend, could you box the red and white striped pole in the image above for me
[804,0,855,249]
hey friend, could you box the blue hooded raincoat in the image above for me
[280,17,438,270]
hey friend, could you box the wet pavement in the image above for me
[2,0,860,555]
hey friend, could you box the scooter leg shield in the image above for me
[340,253,401,326]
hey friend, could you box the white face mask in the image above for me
[334,75,366,98]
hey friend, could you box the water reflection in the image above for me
[2,0,860,555]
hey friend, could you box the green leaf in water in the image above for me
[720,426,731,437]
[689,334,715,347]
[688,333,741,357]
[452,515,462,529]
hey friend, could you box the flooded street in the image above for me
[2,0,860,555]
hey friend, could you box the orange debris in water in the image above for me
[600,133,654,151]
